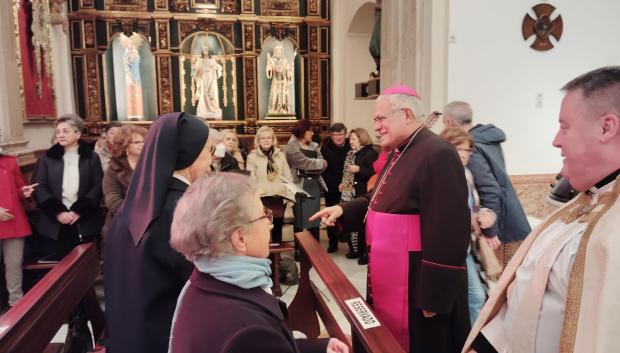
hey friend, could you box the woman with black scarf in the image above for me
[104,113,213,353]
[246,126,293,244]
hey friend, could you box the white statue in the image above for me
[123,38,144,120]
[192,44,223,120]
[266,45,293,115]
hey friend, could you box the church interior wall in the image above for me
[23,123,55,151]
[447,0,620,175]
[331,0,376,139]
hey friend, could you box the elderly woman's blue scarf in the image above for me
[194,255,273,289]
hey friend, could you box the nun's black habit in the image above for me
[104,113,210,353]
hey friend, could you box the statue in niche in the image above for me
[192,43,223,120]
[123,37,144,120]
[369,0,381,79]
[266,45,294,115]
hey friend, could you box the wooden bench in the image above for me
[0,243,104,353]
[288,231,406,353]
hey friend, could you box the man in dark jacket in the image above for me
[321,123,350,252]
[443,101,531,268]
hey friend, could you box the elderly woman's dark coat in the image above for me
[33,140,103,241]
[170,270,328,353]
[104,113,209,353]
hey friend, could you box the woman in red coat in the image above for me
[0,149,35,307]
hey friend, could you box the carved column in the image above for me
[306,23,321,120]
[154,0,168,11]
[241,21,258,125]
[156,55,173,115]
[154,17,172,115]
[0,0,33,163]
[241,0,254,14]
[155,20,170,51]
[82,18,101,121]
[307,0,320,17]
[380,0,449,114]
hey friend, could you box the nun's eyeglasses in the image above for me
[206,145,216,155]
[248,207,273,225]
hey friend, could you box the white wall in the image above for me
[23,124,54,151]
[448,0,620,174]
[332,0,377,138]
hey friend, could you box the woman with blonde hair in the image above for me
[221,129,245,170]
[246,126,293,243]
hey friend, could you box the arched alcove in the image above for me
[178,32,236,120]
[104,33,157,121]
[348,2,375,34]
[257,37,300,120]
[339,1,377,136]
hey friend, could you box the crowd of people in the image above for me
[1,66,619,353]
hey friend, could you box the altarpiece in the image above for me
[63,0,332,135]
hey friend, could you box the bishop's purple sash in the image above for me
[366,210,422,352]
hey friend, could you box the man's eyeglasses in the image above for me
[373,108,409,124]
[248,207,273,225]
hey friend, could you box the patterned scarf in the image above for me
[340,146,362,202]
[261,146,278,181]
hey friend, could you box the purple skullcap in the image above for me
[382,84,420,98]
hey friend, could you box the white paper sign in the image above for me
[345,297,381,329]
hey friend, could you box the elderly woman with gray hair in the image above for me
[33,114,103,259]
[168,173,348,353]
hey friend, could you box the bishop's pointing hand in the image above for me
[309,205,343,227]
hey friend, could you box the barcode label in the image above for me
[345,297,381,329]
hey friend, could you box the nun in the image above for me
[104,113,213,353]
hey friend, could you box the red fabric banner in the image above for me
[18,0,57,119]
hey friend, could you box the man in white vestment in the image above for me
[463,66,620,353]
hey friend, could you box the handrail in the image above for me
[288,231,405,353]
[0,243,101,353]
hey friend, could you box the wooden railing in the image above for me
[288,231,406,353]
[0,243,104,353]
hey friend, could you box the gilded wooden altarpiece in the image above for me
[67,0,332,136]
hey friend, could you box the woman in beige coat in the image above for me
[246,126,293,243]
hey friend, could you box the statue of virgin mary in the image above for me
[123,39,144,120]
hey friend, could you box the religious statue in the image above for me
[266,45,294,115]
[192,44,223,120]
[369,0,381,78]
[123,38,144,120]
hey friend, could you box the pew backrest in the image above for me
[0,243,101,353]
[288,231,406,353]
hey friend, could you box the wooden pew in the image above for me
[288,231,406,353]
[0,243,104,353]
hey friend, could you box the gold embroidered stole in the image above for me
[559,179,620,353]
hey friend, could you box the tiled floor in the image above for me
[277,225,368,337]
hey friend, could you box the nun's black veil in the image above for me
[118,112,210,245]
[104,112,209,353]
